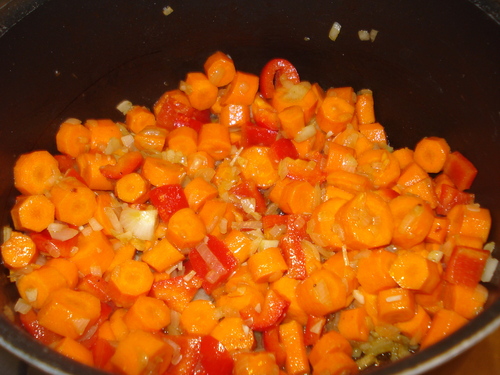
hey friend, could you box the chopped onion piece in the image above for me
[121,134,135,148]
[64,118,82,125]
[329,22,342,41]
[259,239,280,251]
[358,30,370,41]
[88,217,104,232]
[484,242,496,252]
[386,295,402,303]
[25,288,38,303]
[427,250,444,263]
[119,206,158,241]
[353,289,365,305]
[163,6,174,16]
[294,124,317,143]
[196,242,226,284]
[116,100,133,115]
[14,298,32,314]
[370,29,379,42]
[482,257,498,283]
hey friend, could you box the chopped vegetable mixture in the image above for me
[1,52,497,375]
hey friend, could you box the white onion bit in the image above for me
[329,22,342,41]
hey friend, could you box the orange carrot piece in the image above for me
[233,351,280,375]
[389,250,441,294]
[180,299,218,335]
[336,192,394,250]
[223,229,254,264]
[186,151,215,178]
[54,337,94,367]
[323,185,354,202]
[216,284,265,318]
[309,330,352,367]
[220,103,251,128]
[45,258,79,289]
[239,146,279,188]
[107,242,136,272]
[220,71,259,106]
[296,269,347,316]
[141,237,185,273]
[141,156,186,187]
[357,249,398,294]
[326,170,372,194]
[397,162,429,189]
[198,199,234,237]
[325,142,357,174]
[204,51,236,87]
[448,204,491,245]
[403,176,439,209]
[420,309,468,349]
[426,216,450,244]
[327,86,355,104]
[166,207,207,249]
[110,330,172,375]
[311,351,359,375]
[85,119,122,152]
[316,95,355,134]
[108,259,154,308]
[123,295,170,331]
[109,308,130,341]
[278,105,305,139]
[279,180,319,215]
[395,304,431,344]
[272,83,318,123]
[50,178,97,226]
[389,194,434,248]
[56,121,91,158]
[100,151,143,180]
[125,105,156,134]
[355,90,375,125]
[377,287,416,324]
[16,265,68,309]
[183,177,219,212]
[338,307,370,342]
[183,71,219,110]
[414,136,450,174]
[93,192,119,236]
[248,246,288,283]
[308,198,347,250]
[71,230,115,276]
[134,126,168,152]
[197,122,232,161]
[115,172,150,204]
[210,317,255,353]
[1,231,38,269]
[10,194,54,233]
[270,276,308,325]
[279,320,310,375]
[392,147,415,170]
[358,122,387,144]
[38,288,101,339]
[357,148,401,189]
[14,150,61,195]
[76,152,116,191]
[443,282,488,320]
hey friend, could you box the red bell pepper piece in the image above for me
[444,246,490,288]
[149,184,189,222]
[262,214,289,231]
[436,183,475,215]
[164,335,202,375]
[260,58,300,99]
[19,309,62,345]
[199,335,234,375]
[100,151,143,179]
[279,214,310,280]
[240,122,278,147]
[54,154,76,173]
[151,274,203,311]
[284,156,326,185]
[252,94,281,131]
[229,179,267,214]
[156,91,210,132]
[304,315,326,346]
[268,138,299,167]
[263,326,287,368]
[240,289,290,331]
[30,229,78,258]
[77,274,112,303]
[443,151,478,191]
[189,235,238,294]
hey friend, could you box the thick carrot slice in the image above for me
[70,230,115,276]
[54,337,94,367]
[316,95,355,134]
[100,151,143,180]
[220,103,251,128]
[183,72,218,110]
[357,249,398,294]
[50,178,97,226]
[356,148,400,189]
[338,307,370,342]
[279,180,319,214]
[233,352,280,375]
[108,259,154,308]
[166,207,207,249]
[395,304,431,344]
[420,309,468,349]
[198,122,232,161]
[180,299,218,335]
[183,177,219,212]
[239,146,279,188]
[392,147,415,170]
[37,288,101,339]
[85,119,122,152]
[296,269,347,316]
[389,250,441,294]
[1,231,37,269]
[359,122,387,144]
[309,330,352,366]
[443,282,488,320]
[123,295,170,331]
[141,156,186,187]
[125,105,156,134]
[56,121,91,158]
[14,150,61,195]
[414,136,450,173]
[76,152,116,191]
[204,51,236,87]
[10,194,54,233]
[377,287,416,324]
[279,105,305,139]
[308,198,348,249]
[325,142,357,174]
[16,265,68,309]
[133,126,167,152]
[247,246,288,283]
[114,172,150,204]
[311,351,359,375]
[355,90,375,125]
[220,71,259,106]
[272,83,318,123]
[335,191,393,250]
[210,317,255,353]
[279,320,310,375]
[270,276,308,325]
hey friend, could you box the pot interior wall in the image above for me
[0,0,499,374]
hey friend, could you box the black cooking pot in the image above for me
[0,0,499,374]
